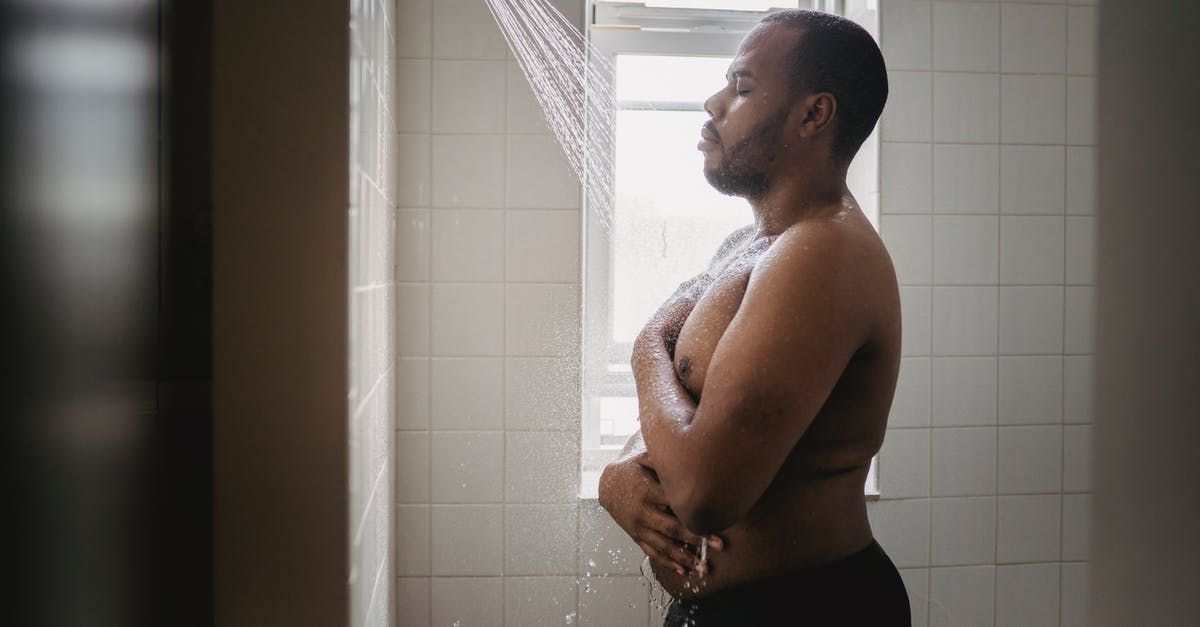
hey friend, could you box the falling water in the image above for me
[482,0,619,232]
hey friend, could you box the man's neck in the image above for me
[747,164,851,236]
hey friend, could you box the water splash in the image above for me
[482,0,619,233]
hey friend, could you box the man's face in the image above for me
[698,24,802,198]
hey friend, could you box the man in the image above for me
[597,10,909,625]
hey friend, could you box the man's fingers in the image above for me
[638,542,686,575]
[641,528,701,573]
[645,508,706,548]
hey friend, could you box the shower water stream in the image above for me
[482,0,619,232]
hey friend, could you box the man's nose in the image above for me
[703,88,724,120]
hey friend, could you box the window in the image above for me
[580,0,880,497]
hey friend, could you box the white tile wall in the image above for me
[880,2,1094,623]
[351,1,398,624]
[388,2,1096,624]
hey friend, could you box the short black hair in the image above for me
[760,9,888,163]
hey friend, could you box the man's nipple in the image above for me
[678,357,693,378]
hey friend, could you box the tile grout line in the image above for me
[993,3,1002,622]
[1059,7,1070,624]
[426,1,435,619]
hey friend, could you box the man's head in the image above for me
[699,10,888,199]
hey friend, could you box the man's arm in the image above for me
[635,224,868,534]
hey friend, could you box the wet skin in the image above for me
[598,21,901,602]
[646,208,900,601]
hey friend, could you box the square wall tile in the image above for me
[933,73,1000,143]
[998,356,1063,424]
[506,210,581,282]
[882,215,932,284]
[996,563,1059,627]
[1067,6,1097,75]
[431,577,504,626]
[1063,355,1093,424]
[932,215,999,285]
[579,500,644,576]
[397,210,431,281]
[506,284,581,356]
[882,0,931,70]
[1000,145,1065,215]
[397,134,432,208]
[431,357,504,429]
[997,495,1060,563]
[396,578,430,626]
[932,427,997,496]
[883,71,932,142]
[506,577,579,626]
[933,144,999,215]
[578,576,649,627]
[899,568,931,627]
[397,283,431,356]
[507,62,550,134]
[1066,76,1096,145]
[396,431,430,503]
[1065,146,1096,215]
[431,284,505,356]
[933,2,999,72]
[881,143,933,215]
[507,135,581,209]
[1000,216,1064,285]
[430,431,504,503]
[431,210,505,282]
[1065,216,1096,284]
[432,0,508,59]
[432,60,506,133]
[395,59,431,133]
[506,357,581,430]
[396,357,431,429]
[431,505,504,575]
[931,497,996,566]
[998,286,1064,355]
[998,426,1062,494]
[396,505,431,575]
[880,428,931,498]
[506,431,579,503]
[929,566,994,627]
[1065,286,1095,354]
[1001,74,1066,144]
[932,357,997,427]
[505,504,578,575]
[1063,425,1092,492]
[1062,493,1092,560]
[890,357,932,428]
[867,499,931,568]
[1000,4,1066,74]
[432,134,506,208]
[1061,563,1091,627]
[932,287,998,356]
[396,0,432,58]
[901,287,933,356]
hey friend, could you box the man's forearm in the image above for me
[632,325,701,495]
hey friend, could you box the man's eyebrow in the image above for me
[725,68,754,81]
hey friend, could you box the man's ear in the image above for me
[789,92,837,140]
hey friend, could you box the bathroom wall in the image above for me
[394,0,1096,625]
[350,0,400,625]
[875,1,1096,625]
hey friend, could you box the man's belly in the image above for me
[649,463,874,601]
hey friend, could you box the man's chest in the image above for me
[672,256,759,396]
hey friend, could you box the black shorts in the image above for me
[663,539,911,626]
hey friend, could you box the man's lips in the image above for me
[700,123,720,144]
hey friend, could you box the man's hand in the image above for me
[598,450,722,576]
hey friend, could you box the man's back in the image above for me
[647,201,901,601]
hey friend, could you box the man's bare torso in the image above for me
[649,204,901,601]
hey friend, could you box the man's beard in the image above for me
[703,111,787,199]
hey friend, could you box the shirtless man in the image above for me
[597,10,909,625]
